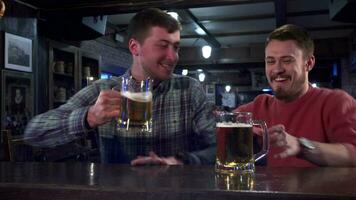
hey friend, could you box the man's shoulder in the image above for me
[170,74,200,89]
[171,74,198,82]
[94,76,121,88]
[253,93,275,103]
[309,87,355,113]
[312,87,354,101]
[236,93,274,112]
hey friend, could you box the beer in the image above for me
[118,91,152,131]
[216,123,253,171]
[215,112,268,174]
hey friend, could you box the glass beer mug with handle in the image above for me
[216,112,269,174]
[116,76,153,132]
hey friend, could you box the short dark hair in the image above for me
[127,8,181,44]
[266,24,314,58]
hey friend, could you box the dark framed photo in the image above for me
[205,84,216,104]
[1,70,33,136]
[205,84,215,95]
[4,32,33,72]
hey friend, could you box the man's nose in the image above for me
[166,46,178,62]
[272,60,285,74]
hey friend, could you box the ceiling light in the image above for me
[198,73,205,82]
[197,69,203,72]
[225,85,231,93]
[194,27,205,35]
[182,69,188,76]
[202,45,212,59]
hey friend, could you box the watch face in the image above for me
[298,137,315,150]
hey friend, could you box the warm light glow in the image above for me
[86,76,95,85]
[202,45,212,59]
[0,0,5,18]
[225,85,231,92]
[198,73,205,82]
[182,69,188,76]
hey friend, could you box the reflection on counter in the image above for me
[215,172,255,191]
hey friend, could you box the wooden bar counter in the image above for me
[0,162,355,200]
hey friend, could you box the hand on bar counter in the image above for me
[131,151,183,166]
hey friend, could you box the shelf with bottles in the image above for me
[48,41,79,109]
[52,48,75,77]
[53,80,76,107]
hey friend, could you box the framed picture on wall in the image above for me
[205,84,216,104]
[1,70,33,136]
[4,32,32,72]
[205,84,215,95]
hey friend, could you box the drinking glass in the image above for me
[116,76,153,132]
[215,112,269,174]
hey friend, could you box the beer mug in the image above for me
[216,112,269,174]
[116,76,153,132]
[215,172,255,190]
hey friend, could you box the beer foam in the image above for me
[121,91,152,102]
[216,122,252,128]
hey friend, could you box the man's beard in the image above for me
[273,74,306,102]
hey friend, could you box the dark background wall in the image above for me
[0,0,38,113]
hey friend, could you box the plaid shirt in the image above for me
[25,71,216,164]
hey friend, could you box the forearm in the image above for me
[24,106,90,147]
[183,145,216,165]
[302,141,356,167]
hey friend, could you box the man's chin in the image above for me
[273,88,287,99]
[274,90,296,102]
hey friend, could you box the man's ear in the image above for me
[128,38,139,56]
[306,55,315,72]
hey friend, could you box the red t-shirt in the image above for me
[236,86,356,167]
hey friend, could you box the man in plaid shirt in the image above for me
[25,8,216,165]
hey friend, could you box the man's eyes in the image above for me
[282,58,293,64]
[173,45,180,52]
[157,42,169,48]
[265,58,293,64]
[156,42,180,52]
[266,59,275,64]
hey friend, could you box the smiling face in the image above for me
[265,39,314,102]
[129,26,180,81]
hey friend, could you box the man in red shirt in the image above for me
[236,24,356,167]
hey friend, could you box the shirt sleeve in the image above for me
[323,90,356,165]
[184,80,216,165]
[234,101,254,112]
[24,81,104,147]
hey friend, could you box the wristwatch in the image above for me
[298,137,316,150]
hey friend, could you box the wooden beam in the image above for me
[177,9,221,48]
[181,25,356,38]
